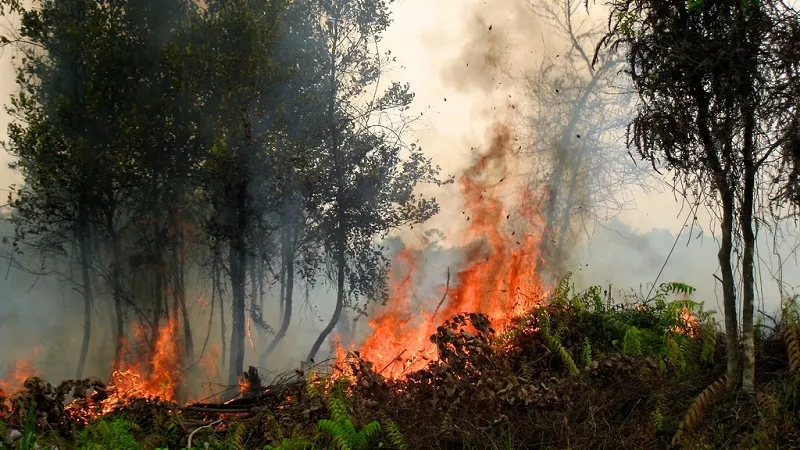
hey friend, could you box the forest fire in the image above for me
[0,350,40,404]
[93,313,184,415]
[341,122,549,378]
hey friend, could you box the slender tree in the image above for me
[295,0,449,363]
[525,0,648,275]
[600,0,800,391]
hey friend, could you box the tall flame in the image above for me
[103,313,183,412]
[346,122,548,378]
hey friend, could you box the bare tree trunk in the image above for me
[152,218,163,343]
[279,250,286,321]
[553,150,586,268]
[260,225,294,366]
[541,64,608,266]
[109,231,125,371]
[719,186,741,390]
[307,229,345,363]
[740,113,757,393]
[249,254,261,346]
[228,183,248,387]
[153,257,164,340]
[213,246,227,369]
[174,230,194,361]
[228,241,247,387]
[258,256,265,313]
[76,214,93,379]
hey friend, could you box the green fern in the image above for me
[317,393,380,450]
[622,326,643,356]
[76,418,141,450]
[440,409,452,433]
[539,311,580,376]
[551,272,573,306]
[381,418,407,449]
[229,423,246,450]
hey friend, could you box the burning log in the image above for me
[240,366,261,398]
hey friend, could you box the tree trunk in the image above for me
[76,214,93,379]
[541,63,608,267]
[228,241,247,387]
[279,249,286,321]
[174,231,194,361]
[109,232,125,371]
[213,246,227,370]
[152,219,163,345]
[260,225,294,366]
[553,149,586,268]
[307,229,345,363]
[719,186,740,390]
[258,255,265,313]
[740,112,757,393]
[153,258,164,343]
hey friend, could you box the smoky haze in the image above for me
[0,0,798,395]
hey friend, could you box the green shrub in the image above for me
[76,418,140,450]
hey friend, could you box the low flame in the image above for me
[341,122,548,378]
[100,313,183,414]
[0,349,40,403]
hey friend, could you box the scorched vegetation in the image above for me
[2,279,800,449]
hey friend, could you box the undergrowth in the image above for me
[1,278,799,449]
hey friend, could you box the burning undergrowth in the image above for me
[348,120,549,380]
[3,286,799,449]
[1,120,798,449]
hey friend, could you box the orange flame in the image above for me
[101,313,183,413]
[0,349,40,397]
[343,122,548,378]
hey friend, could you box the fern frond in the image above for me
[382,418,407,449]
[230,423,246,450]
[622,326,642,356]
[784,320,800,372]
[329,434,352,450]
[440,410,452,433]
[551,273,573,305]
[359,420,380,439]
[539,312,579,376]
[583,338,592,368]
[756,392,779,418]
[318,419,346,439]
[671,375,727,446]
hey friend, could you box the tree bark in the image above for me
[693,82,740,390]
[76,212,93,379]
[174,229,194,361]
[228,185,248,387]
[719,186,740,390]
[213,246,227,370]
[740,110,757,393]
[260,224,294,366]
[279,248,286,321]
[307,229,345,363]
[109,231,125,371]
[228,242,247,387]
